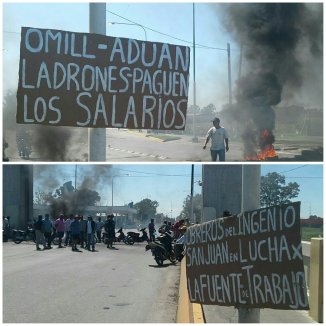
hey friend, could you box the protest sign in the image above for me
[186,202,309,310]
[17,27,190,129]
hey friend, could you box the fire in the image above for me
[245,129,277,161]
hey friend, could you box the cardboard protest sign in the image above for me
[186,202,309,310]
[17,27,190,129]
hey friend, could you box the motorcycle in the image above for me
[145,231,177,266]
[101,228,134,245]
[115,228,134,245]
[12,226,36,244]
[127,228,149,245]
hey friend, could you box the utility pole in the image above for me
[227,43,232,105]
[190,164,194,223]
[238,164,261,323]
[89,3,106,161]
[192,3,198,142]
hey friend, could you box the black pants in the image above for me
[44,232,52,247]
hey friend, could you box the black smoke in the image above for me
[34,165,115,217]
[218,3,323,156]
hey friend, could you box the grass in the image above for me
[301,227,323,242]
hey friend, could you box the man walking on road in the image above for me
[203,117,229,161]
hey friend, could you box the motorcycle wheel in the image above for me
[169,251,177,264]
[154,252,164,266]
[14,237,23,244]
[52,237,59,245]
[127,237,135,245]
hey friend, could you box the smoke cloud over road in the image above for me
[217,3,323,158]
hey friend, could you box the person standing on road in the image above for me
[79,215,87,248]
[64,214,73,246]
[148,218,156,242]
[86,216,96,252]
[96,217,104,243]
[54,214,65,248]
[104,214,115,249]
[43,214,53,249]
[70,215,81,252]
[34,215,46,251]
[203,117,229,162]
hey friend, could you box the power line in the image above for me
[112,167,201,178]
[106,9,228,51]
[284,177,322,179]
[279,165,309,174]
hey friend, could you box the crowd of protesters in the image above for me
[4,213,189,255]
[28,213,117,252]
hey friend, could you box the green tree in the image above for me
[178,194,202,223]
[260,172,300,207]
[134,198,159,222]
[201,103,216,116]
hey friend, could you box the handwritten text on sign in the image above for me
[186,202,309,310]
[17,27,190,129]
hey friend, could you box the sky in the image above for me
[33,163,323,219]
[2,1,323,112]
[2,2,324,219]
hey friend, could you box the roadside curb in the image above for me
[176,259,205,323]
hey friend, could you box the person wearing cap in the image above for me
[203,117,229,161]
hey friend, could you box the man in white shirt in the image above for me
[203,117,229,161]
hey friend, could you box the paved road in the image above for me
[4,128,322,162]
[3,240,180,323]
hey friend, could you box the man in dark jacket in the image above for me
[104,214,115,249]
[148,218,156,242]
[70,215,81,252]
[34,215,46,251]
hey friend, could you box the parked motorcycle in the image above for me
[115,228,134,245]
[146,231,177,266]
[127,228,149,245]
[12,226,36,244]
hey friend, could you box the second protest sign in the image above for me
[185,202,309,310]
